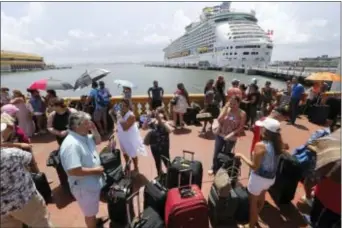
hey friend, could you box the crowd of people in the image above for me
[0,75,340,228]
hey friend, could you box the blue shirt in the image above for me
[89,88,101,110]
[291,83,304,100]
[60,131,104,191]
[254,141,278,179]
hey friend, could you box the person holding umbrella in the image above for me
[87,81,109,136]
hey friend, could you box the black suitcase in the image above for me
[167,151,203,189]
[100,148,121,172]
[208,184,238,226]
[143,173,168,218]
[31,172,52,204]
[46,150,70,193]
[107,178,134,225]
[215,152,241,179]
[233,186,249,224]
[107,160,133,225]
[308,105,329,125]
[127,190,165,228]
[269,153,301,204]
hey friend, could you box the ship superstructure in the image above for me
[163,2,273,68]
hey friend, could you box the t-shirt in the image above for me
[227,87,242,99]
[247,92,261,107]
[291,83,304,100]
[89,88,101,109]
[148,87,164,101]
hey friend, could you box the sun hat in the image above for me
[255,117,280,133]
[1,104,19,117]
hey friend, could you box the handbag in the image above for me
[170,95,179,105]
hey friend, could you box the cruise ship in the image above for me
[163,2,273,68]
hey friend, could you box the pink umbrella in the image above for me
[1,104,19,117]
[28,78,74,91]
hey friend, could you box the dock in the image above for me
[145,63,338,84]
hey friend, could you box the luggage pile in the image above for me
[208,153,249,227]
[102,149,249,227]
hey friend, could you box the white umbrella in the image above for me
[74,68,111,90]
[114,79,136,89]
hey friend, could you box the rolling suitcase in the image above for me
[269,153,301,204]
[107,160,134,225]
[46,150,70,194]
[143,173,168,218]
[127,190,165,228]
[100,147,121,172]
[233,186,249,224]
[167,150,203,189]
[215,152,241,185]
[31,172,52,204]
[196,112,213,122]
[165,169,209,228]
[208,184,239,227]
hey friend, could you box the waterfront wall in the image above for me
[64,92,341,118]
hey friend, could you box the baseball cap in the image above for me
[0,123,7,132]
[255,117,280,133]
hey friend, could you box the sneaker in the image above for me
[208,169,214,175]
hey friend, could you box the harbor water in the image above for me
[0,64,286,97]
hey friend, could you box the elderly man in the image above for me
[59,111,104,228]
[0,137,53,227]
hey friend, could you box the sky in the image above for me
[1,1,340,64]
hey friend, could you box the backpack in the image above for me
[97,89,110,107]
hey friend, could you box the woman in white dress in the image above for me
[117,99,146,174]
[172,83,190,128]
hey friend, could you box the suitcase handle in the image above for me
[126,189,143,227]
[182,150,195,161]
[124,159,132,178]
[178,168,193,188]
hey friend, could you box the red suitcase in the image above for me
[164,169,209,228]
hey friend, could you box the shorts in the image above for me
[93,107,107,122]
[151,100,162,110]
[71,187,101,217]
[247,172,275,196]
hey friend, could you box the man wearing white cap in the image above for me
[0,124,53,227]
[236,118,285,228]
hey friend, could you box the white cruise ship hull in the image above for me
[163,3,274,69]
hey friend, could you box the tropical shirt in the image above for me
[0,147,36,215]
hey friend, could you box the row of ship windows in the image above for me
[225,57,266,61]
[229,35,266,39]
[223,52,269,56]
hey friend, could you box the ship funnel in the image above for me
[251,10,256,16]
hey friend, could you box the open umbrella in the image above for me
[74,68,110,90]
[28,78,74,91]
[305,72,341,82]
[114,79,136,89]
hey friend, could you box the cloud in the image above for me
[0,2,340,63]
[1,2,70,57]
[68,29,96,39]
